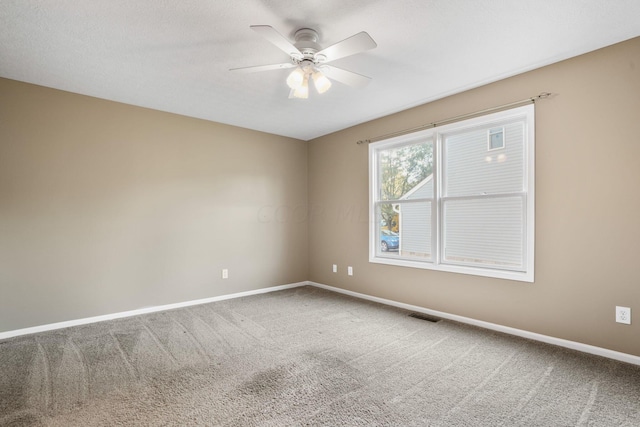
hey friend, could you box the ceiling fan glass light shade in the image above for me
[312,70,332,94]
[286,67,305,89]
[292,75,309,99]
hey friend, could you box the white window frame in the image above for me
[369,104,534,282]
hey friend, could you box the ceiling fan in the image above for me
[230,25,377,99]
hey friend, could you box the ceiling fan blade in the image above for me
[229,63,296,73]
[250,25,302,58]
[322,65,371,88]
[316,32,377,63]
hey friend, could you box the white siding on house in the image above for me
[399,201,432,258]
[441,119,527,269]
[443,121,525,197]
[443,197,524,267]
[399,175,433,258]
[403,176,434,199]
[396,120,527,266]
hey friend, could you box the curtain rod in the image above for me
[356,92,552,145]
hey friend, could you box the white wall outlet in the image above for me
[615,306,631,324]
[348,266,353,276]
[222,269,229,279]
[332,264,337,273]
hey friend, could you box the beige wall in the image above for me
[0,78,308,332]
[308,37,640,356]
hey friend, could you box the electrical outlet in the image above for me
[348,266,353,276]
[222,269,228,279]
[616,306,631,324]
[332,264,337,273]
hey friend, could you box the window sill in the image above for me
[369,255,534,283]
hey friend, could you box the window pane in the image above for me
[442,197,524,269]
[488,127,505,150]
[378,140,433,201]
[443,121,524,197]
[377,203,401,255]
[377,202,432,260]
[398,201,432,260]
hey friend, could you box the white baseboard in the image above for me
[0,282,308,340]
[308,281,640,366]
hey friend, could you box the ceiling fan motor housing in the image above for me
[293,28,323,62]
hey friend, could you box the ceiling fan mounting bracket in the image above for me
[293,28,321,60]
[294,28,319,44]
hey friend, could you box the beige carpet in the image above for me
[1,286,639,426]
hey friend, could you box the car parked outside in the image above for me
[381,229,399,252]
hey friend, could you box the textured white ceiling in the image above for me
[1,1,639,141]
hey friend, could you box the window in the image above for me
[369,105,534,282]
[488,127,505,150]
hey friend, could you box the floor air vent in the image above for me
[408,312,442,323]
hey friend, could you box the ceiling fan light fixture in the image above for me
[292,74,309,99]
[312,70,332,94]
[286,67,305,90]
